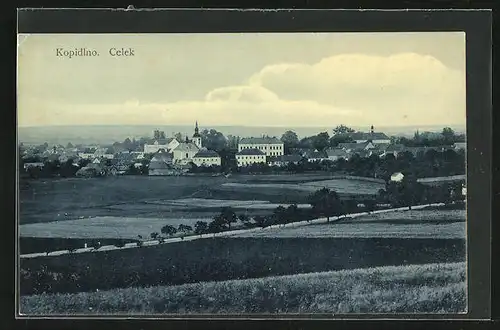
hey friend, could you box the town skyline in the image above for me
[18,32,465,128]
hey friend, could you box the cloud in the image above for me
[18,52,465,128]
[246,53,465,125]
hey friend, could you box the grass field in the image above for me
[20,237,465,295]
[19,174,382,224]
[221,178,384,195]
[235,209,466,239]
[20,262,466,315]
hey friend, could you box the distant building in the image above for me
[23,162,44,170]
[238,137,284,157]
[390,172,405,182]
[338,141,375,153]
[306,150,328,163]
[325,148,349,161]
[148,150,174,176]
[172,141,200,165]
[103,148,115,160]
[143,137,180,154]
[235,148,266,167]
[192,149,221,167]
[380,144,406,158]
[454,142,466,150]
[78,147,96,159]
[268,154,303,167]
[341,126,391,144]
[191,121,202,149]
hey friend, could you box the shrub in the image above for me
[161,225,177,236]
[194,221,208,235]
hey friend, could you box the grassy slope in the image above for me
[20,237,465,295]
[20,262,466,315]
[236,209,466,239]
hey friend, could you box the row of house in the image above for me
[233,140,466,168]
[21,125,466,175]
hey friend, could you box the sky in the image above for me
[17,32,466,128]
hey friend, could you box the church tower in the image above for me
[192,121,202,148]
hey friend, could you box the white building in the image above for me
[235,148,266,167]
[192,149,221,167]
[78,148,96,159]
[143,138,180,154]
[238,137,284,157]
[172,141,200,165]
[267,154,302,167]
[306,151,328,163]
[390,172,405,182]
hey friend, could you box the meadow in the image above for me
[235,209,466,239]
[19,174,381,224]
[19,237,465,295]
[20,261,466,315]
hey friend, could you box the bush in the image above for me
[194,221,208,235]
[161,225,177,236]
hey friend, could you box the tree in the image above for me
[178,224,193,233]
[219,207,238,230]
[442,127,455,142]
[66,142,74,149]
[308,188,343,221]
[329,134,354,148]
[226,135,240,150]
[194,221,208,234]
[280,130,299,153]
[150,232,159,240]
[201,129,227,151]
[238,214,253,228]
[123,138,133,150]
[208,217,225,233]
[272,206,288,225]
[332,125,355,135]
[312,132,330,152]
[254,215,267,228]
[286,204,301,223]
[174,132,183,142]
[161,225,177,236]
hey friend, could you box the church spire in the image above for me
[193,120,201,138]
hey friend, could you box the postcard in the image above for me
[17,31,468,316]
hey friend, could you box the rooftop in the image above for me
[147,138,178,145]
[173,142,200,152]
[194,150,220,158]
[236,148,266,156]
[239,137,282,145]
[326,148,349,157]
[344,132,390,141]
